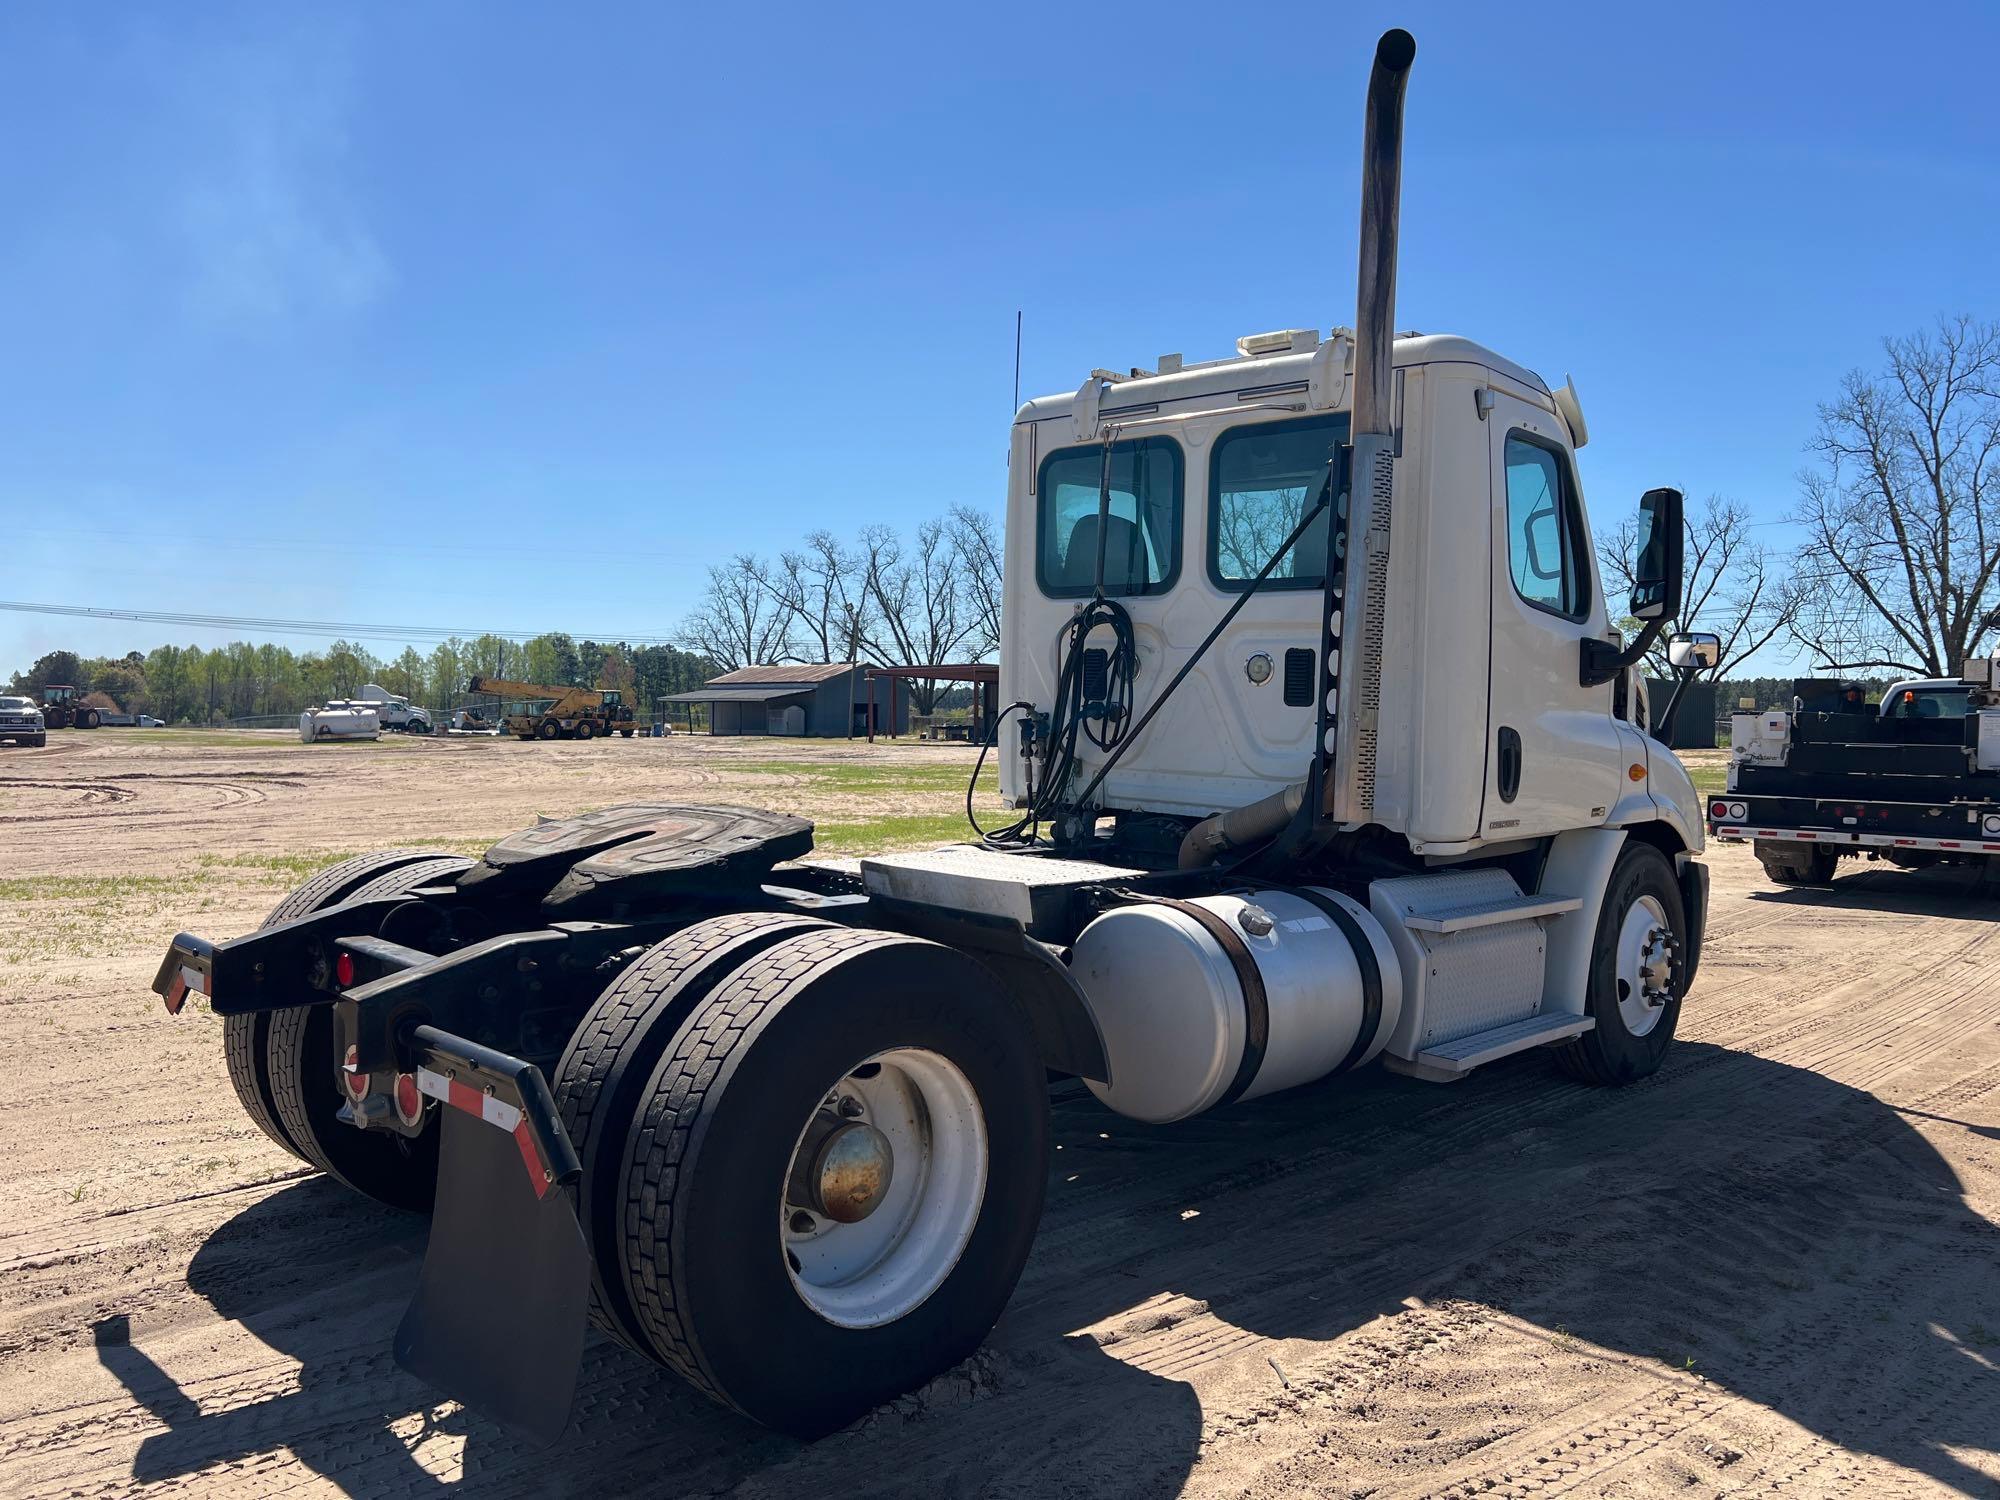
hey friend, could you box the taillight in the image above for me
[334,952,355,988]
[394,1072,424,1126]
[1711,802,1729,819]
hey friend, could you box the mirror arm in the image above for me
[1579,620,1667,688]
[1653,657,1702,744]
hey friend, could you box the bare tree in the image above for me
[945,505,1004,658]
[859,520,974,712]
[681,553,793,671]
[770,531,872,664]
[1788,315,2000,676]
[1599,494,1802,677]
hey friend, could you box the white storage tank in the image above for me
[299,705,382,743]
[1067,888,1402,1123]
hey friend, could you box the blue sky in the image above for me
[2,0,1995,675]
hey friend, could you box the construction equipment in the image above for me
[1713,651,2000,883]
[37,685,101,730]
[152,30,1708,1445]
[465,676,638,740]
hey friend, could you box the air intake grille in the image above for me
[1283,648,1315,707]
[1351,447,1394,815]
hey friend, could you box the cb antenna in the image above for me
[1012,309,1023,415]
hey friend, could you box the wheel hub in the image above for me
[791,1113,894,1223]
[1614,895,1676,1039]
[781,1048,989,1329]
[1639,925,1675,1004]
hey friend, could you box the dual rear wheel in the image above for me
[553,919,1048,1436]
[222,849,472,1213]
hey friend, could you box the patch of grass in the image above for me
[810,811,991,857]
[1674,751,1728,796]
[113,730,421,751]
[0,873,205,903]
[197,850,357,882]
[722,758,998,797]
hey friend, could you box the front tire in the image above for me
[618,928,1048,1436]
[536,720,560,741]
[1555,841,1686,1086]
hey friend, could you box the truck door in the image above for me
[1481,392,1622,839]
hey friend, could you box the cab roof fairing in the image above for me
[1013,333,1553,428]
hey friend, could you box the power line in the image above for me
[0,600,687,648]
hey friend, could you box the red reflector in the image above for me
[334,952,355,988]
[394,1073,423,1126]
[342,1046,369,1099]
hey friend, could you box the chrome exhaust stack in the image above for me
[1183,29,1415,867]
[1323,28,1414,827]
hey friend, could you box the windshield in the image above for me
[0,697,31,711]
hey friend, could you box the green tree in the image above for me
[9,649,84,698]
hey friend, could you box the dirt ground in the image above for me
[1,730,1995,1498]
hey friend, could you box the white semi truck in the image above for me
[151,30,1709,1444]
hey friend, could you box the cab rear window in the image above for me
[1036,437,1182,598]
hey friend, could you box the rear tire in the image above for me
[265,855,471,1212]
[619,927,1048,1436]
[1555,841,1686,1086]
[536,720,560,741]
[1756,840,1837,885]
[223,849,450,1163]
[573,719,595,741]
[552,912,833,1354]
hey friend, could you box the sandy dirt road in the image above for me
[1,732,1995,1498]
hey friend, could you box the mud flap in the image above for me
[392,1027,589,1444]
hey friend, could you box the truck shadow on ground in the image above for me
[1744,860,2000,915]
[100,1039,1998,1497]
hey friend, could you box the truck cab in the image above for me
[999,330,1703,861]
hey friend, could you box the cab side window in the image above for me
[1503,435,1587,619]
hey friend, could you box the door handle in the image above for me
[1496,726,1522,803]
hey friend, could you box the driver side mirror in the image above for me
[1628,487,1684,622]
[1667,631,1720,671]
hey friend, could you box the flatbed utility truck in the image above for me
[465,675,638,740]
[1712,659,2000,884]
[152,32,1710,1443]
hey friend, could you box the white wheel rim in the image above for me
[781,1047,988,1329]
[1614,894,1674,1038]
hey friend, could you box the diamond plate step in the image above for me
[1400,892,1581,934]
[1411,1011,1593,1076]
